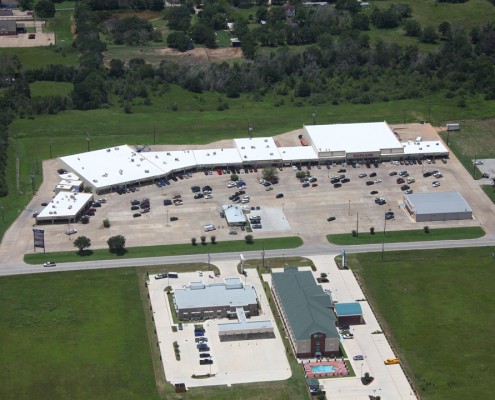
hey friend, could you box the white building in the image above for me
[35,191,93,223]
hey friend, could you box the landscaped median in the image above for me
[327,227,484,246]
[24,236,303,264]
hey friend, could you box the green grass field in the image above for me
[349,247,495,400]
[0,269,161,400]
[327,227,485,245]
[30,81,73,97]
[24,236,303,264]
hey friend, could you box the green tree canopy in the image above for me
[35,0,55,18]
[107,235,126,254]
[73,236,91,254]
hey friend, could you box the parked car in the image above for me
[353,355,364,361]
[133,213,142,218]
[302,182,310,188]
[131,205,139,210]
[389,171,397,176]
[333,183,342,188]
[199,353,211,358]
[432,181,441,187]
[369,172,377,177]
[327,216,336,222]
[385,212,395,220]
[275,193,284,198]
[163,199,172,206]
[359,173,367,178]
[366,181,374,186]
[194,192,204,199]
[200,359,213,365]
[43,261,56,267]
[191,186,201,193]
[198,347,211,352]
[204,224,216,232]
[155,273,168,279]
[66,228,77,235]
[384,358,400,365]
[170,216,179,221]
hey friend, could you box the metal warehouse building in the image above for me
[404,192,472,222]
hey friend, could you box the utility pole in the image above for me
[49,138,53,159]
[381,212,387,261]
[312,110,317,125]
[356,212,359,237]
[86,132,90,152]
[473,154,477,179]
[248,121,253,139]
[262,243,265,271]
[153,127,156,145]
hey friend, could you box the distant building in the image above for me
[271,267,340,358]
[0,20,15,35]
[0,9,13,16]
[283,3,296,19]
[334,303,364,326]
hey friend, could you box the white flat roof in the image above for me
[279,146,319,161]
[61,145,166,190]
[36,191,93,220]
[306,122,402,154]
[402,140,449,155]
[59,172,80,181]
[193,147,242,166]
[222,205,246,223]
[234,137,281,162]
[146,150,197,174]
[59,179,83,186]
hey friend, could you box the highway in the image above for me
[1,235,493,277]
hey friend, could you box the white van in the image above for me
[204,224,216,232]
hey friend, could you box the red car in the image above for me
[217,169,222,175]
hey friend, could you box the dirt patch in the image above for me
[154,46,243,64]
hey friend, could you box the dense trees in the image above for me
[35,0,55,18]
[107,235,126,254]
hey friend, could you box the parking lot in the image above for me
[148,266,291,388]
[8,123,492,258]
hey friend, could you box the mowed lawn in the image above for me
[0,269,161,400]
[350,247,495,400]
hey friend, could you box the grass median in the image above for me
[327,226,484,245]
[24,236,303,264]
[348,247,495,400]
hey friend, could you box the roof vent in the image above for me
[107,149,111,152]
[155,155,158,158]
[175,158,179,161]
[241,147,245,149]
[145,170,149,173]
[93,179,98,183]
[167,152,171,156]
[264,139,268,142]
[213,152,216,155]
[115,147,119,150]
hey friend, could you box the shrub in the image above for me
[191,237,197,246]
[424,226,430,233]
[231,174,239,181]
[352,230,358,237]
[245,234,254,244]
[295,171,306,179]
[211,235,216,244]
[103,219,110,228]
[370,227,375,234]
[200,236,206,245]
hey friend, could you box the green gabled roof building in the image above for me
[271,267,340,358]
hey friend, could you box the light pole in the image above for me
[381,212,387,261]
[356,212,359,237]
[86,133,90,152]
[49,138,53,159]
[207,251,211,271]
[473,153,477,179]
[166,209,169,226]
[0,203,4,223]
[248,121,253,139]
[312,110,316,125]
[360,363,364,378]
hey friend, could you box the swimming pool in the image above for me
[310,365,335,374]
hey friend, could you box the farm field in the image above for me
[0,269,161,400]
[349,247,495,400]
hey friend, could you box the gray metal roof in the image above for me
[405,191,472,214]
[174,279,257,309]
[272,267,338,340]
[218,307,273,334]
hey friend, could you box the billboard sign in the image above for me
[33,228,45,251]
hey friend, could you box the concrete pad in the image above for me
[148,266,291,388]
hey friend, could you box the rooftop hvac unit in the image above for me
[131,159,134,162]
[145,170,149,173]
[251,146,255,149]
[270,153,273,156]
[119,169,123,175]
[93,179,98,183]
[213,152,216,155]
[241,147,245,149]
[107,149,111,152]
[175,158,179,161]
[167,152,171,156]
[115,147,119,150]
[68,205,72,209]
[264,139,268,142]
[155,155,158,158]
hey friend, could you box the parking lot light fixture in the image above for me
[381,212,387,261]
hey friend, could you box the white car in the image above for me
[204,224,216,232]
[241,196,250,203]
[474,160,483,165]
[204,194,213,199]
[66,228,77,235]
[259,179,266,184]
[406,178,415,184]
[292,165,298,171]
[432,181,441,187]
[374,179,382,183]
[43,261,56,267]
[227,182,236,188]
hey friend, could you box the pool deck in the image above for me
[303,360,349,379]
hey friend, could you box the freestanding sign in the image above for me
[33,229,45,253]
[341,249,346,269]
